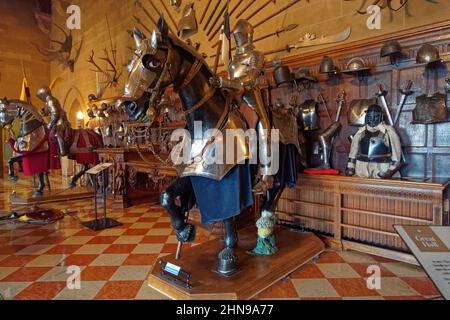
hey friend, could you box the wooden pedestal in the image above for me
[10,187,93,206]
[148,227,325,300]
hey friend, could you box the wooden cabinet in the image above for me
[277,174,450,264]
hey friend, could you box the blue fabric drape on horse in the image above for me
[190,163,254,225]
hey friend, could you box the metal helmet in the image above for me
[319,56,338,74]
[273,66,293,87]
[233,19,254,47]
[416,43,442,65]
[294,68,317,82]
[342,57,370,74]
[177,3,198,40]
[88,94,98,103]
[36,86,52,102]
[380,40,402,58]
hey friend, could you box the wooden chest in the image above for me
[277,174,450,264]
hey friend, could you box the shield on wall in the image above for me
[388,0,409,11]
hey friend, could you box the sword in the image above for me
[287,27,351,50]
[211,23,298,52]
[393,80,414,126]
[142,0,175,34]
[376,83,406,163]
[246,0,276,21]
[263,27,351,56]
[376,84,395,126]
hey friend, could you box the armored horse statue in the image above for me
[0,97,103,196]
[120,18,299,276]
[0,98,59,197]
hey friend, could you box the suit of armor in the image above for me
[211,20,273,182]
[347,105,402,179]
[36,87,70,156]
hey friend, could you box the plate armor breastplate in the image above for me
[357,130,392,163]
[413,93,449,124]
[298,100,320,131]
[348,98,378,126]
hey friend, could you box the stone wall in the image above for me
[0,0,51,164]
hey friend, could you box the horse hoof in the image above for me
[217,247,238,276]
[68,183,77,189]
[176,224,196,243]
[9,176,19,183]
[32,191,44,198]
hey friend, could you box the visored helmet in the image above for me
[365,104,384,127]
[233,19,254,47]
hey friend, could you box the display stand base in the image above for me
[81,218,122,231]
[10,187,93,206]
[148,227,325,300]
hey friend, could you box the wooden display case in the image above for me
[277,174,450,264]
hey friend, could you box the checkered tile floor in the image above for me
[0,174,442,300]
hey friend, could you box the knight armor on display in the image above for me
[298,99,320,131]
[36,86,70,156]
[347,98,378,126]
[210,19,273,179]
[412,93,449,124]
[346,105,402,179]
[357,130,393,163]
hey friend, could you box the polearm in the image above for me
[254,0,302,28]
[208,0,248,41]
[143,0,175,34]
[206,1,228,37]
[159,0,178,31]
[204,0,223,31]
[207,2,230,40]
[211,24,298,53]
[229,1,245,17]
[133,15,152,35]
[199,0,214,25]
[135,1,158,31]
[236,0,255,19]
[245,0,276,21]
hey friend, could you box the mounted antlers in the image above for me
[87,49,122,98]
[32,22,82,72]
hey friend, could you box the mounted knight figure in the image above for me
[120,17,293,276]
[0,98,59,197]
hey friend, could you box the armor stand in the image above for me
[81,165,122,231]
